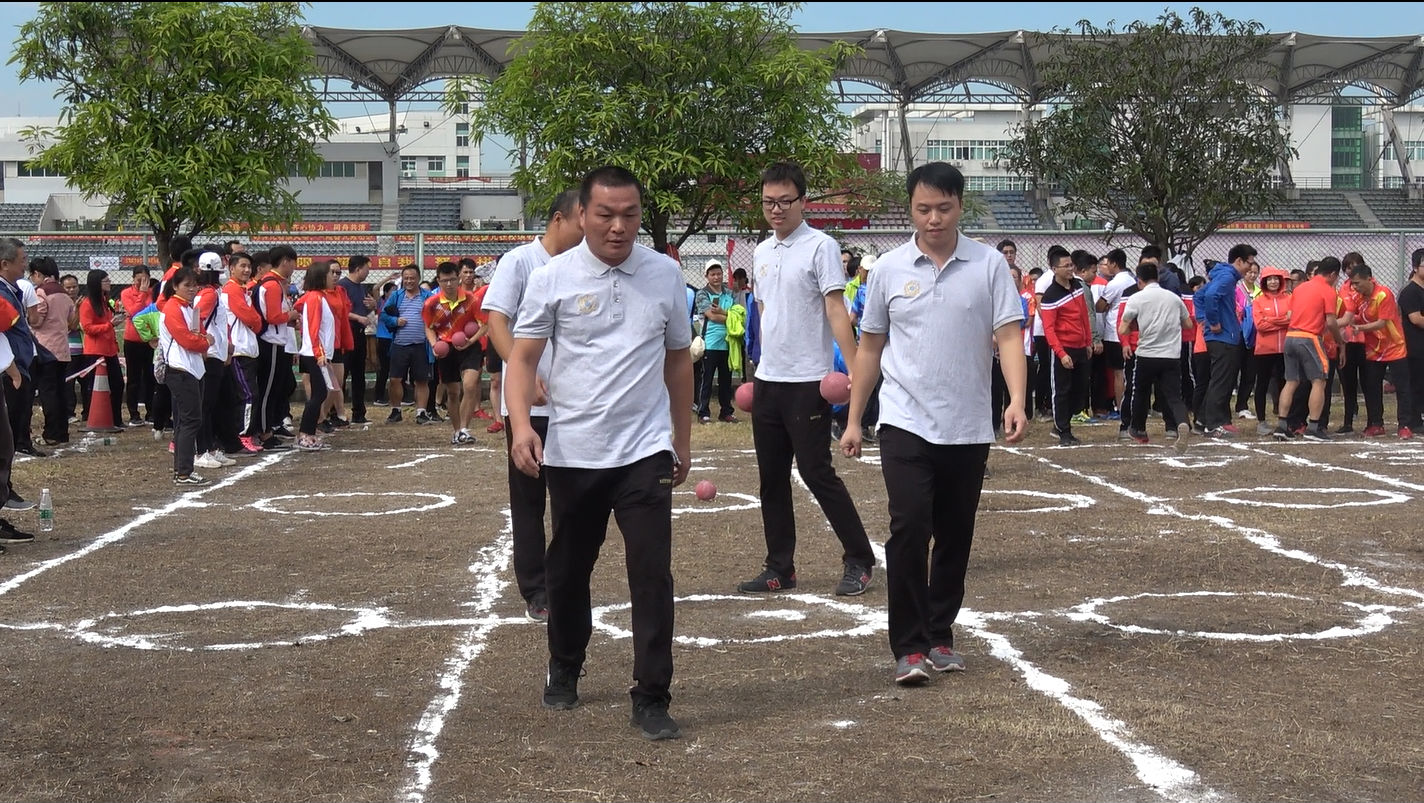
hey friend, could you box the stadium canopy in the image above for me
[303,25,1424,109]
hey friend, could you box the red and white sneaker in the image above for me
[1399,427,1414,440]
[473,409,494,421]
[486,420,504,434]
[1362,425,1386,437]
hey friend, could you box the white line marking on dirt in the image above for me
[248,491,456,517]
[1228,442,1424,493]
[0,452,289,598]
[959,612,1222,803]
[386,454,452,469]
[981,489,1097,514]
[1199,486,1410,509]
[1067,591,1399,642]
[791,468,887,568]
[593,593,884,647]
[398,509,513,803]
[999,446,1424,606]
[672,490,760,517]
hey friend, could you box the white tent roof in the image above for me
[302,25,1424,107]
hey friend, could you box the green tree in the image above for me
[453,1,858,251]
[11,2,337,265]
[1002,8,1294,260]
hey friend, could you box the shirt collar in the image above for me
[909,232,972,272]
[438,288,468,309]
[580,241,640,277]
[773,221,811,249]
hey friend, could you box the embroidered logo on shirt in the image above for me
[576,294,599,315]
[902,280,922,298]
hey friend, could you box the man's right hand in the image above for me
[396,317,406,328]
[1060,354,1074,369]
[510,426,544,478]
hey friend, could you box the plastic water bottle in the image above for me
[38,488,53,532]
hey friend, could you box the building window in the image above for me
[16,161,62,178]
[1330,146,1361,169]
[318,161,357,178]
[924,139,1007,163]
[427,156,445,176]
[400,157,417,178]
[965,175,1028,191]
[456,156,470,178]
[455,122,470,148]
[874,138,882,154]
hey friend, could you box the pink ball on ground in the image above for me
[734,382,754,413]
[433,340,451,358]
[452,331,468,348]
[464,321,479,338]
[695,480,717,501]
[819,371,851,405]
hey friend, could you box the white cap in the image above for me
[198,252,223,272]
[705,258,724,271]
[860,254,877,271]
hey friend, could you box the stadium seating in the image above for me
[1358,189,1424,228]
[398,189,462,230]
[300,203,382,227]
[0,203,44,231]
[984,191,1047,230]
[1268,190,1363,228]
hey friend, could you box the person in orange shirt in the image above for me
[1333,252,1370,433]
[1347,264,1416,438]
[1274,258,1344,441]
[77,269,126,430]
[422,261,480,445]
[294,262,338,451]
[119,266,158,426]
[1248,267,1291,431]
[1187,276,1210,430]
[322,260,354,430]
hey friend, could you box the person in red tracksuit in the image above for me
[1039,246,1093,446]
[1249,267,1291,429]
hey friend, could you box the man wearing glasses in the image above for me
[1198,243,1257,437]
[737,162,876,598]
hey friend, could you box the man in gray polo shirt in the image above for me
[738,161,876,598]
[1118,262,1193,450]
[507,166,692,742]
[483,188,584,624]
[841,162,1026,686]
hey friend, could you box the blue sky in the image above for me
[2,1,1421,170]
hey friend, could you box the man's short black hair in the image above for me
[348,254,371,271]
[1316,256,1341,276]
[1105,248,1127,269]
[1028,267,1043,278]
[1141,245,1163,261]
[905,161,965,200]
[1138,262,1159,282]
[1348,264,1373,280]
[760,161,807,197]
[1071,249,1098,271]
[1227,243,1258,264]
[268,244,298,265]
[436,261,459,277]
[579,166,643,207]
[1412,247,1424,269]
[996,239,1017,252]
[1046,245,1071,266]
[548,188,580,221]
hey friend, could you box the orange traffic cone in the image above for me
[82,359,123,433]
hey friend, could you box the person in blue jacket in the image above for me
[1198,244,1257,435]
[378,265,435,422]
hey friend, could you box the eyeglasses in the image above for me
[761,196,803,211]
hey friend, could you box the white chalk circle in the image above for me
[1068,590,1396,642]
[1351,449,1424,465]
[1200,487,1411,509]
[592,593,883,647]
[980,489,1096,514]
[672,490,760,517]
[68,600,391,652]
[249,491,457,517]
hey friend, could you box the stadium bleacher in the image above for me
[1358,189,1424,228]
[0,203,44,231]
[398,189,462,230]
[299,203,382,227]
[1269,190,1364,228]
[984,191,1046,230]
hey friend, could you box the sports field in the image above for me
[1,418,1419,802]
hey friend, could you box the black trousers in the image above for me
[215,358,246,454]
[345,324,368,419]
[4,370,36,452]
[298,356,330,436]
[1117,356,1138,431]
[252,340,291,436]
[1203,340,1241,429]
[751,378,874,578]
[991,357,1007,431]
[1179,342,1196,416]
[1410,353,1424,427]
[231,355,258,438]
[167,369,201,476]
[1338,342,1365,426]
[1361,358,1418,429]
[1131,356,1187,433]
[1033,336,1053,413]
[68,354,94,419]
[1191,351,1211,421]
[505,415,550,604]
[544,452,675,705]
[79,354,125,429]
[1253,353,1285,421]
[374,338,392,403]
[1050,347,1090,436]
[123,339,155,420]
[697,348,732,419]
[1287,370,1335,429]
[0,380,12,501]
[198,358,226,454]
[1233,343,1256,413]
[879,426,989,658]
[33,359,69,443]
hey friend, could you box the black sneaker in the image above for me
[416,410,435,426]
[1057,432,1081,447]
[318,420,335,434]
[372,399,390,407]
[0,518,35,543]
[386,409,403,424]
[631,699,682,741]
[351,416,370,425]
[835,563,873,596]
[273,426,296,438]
[1335,423,1354,434]
[525,591,549,623]
[260,436,291,451]
[737,568,796,593]
[329,416,351,428]
[1304,425,1332,442]
[542,661,582,710]
[3,492,36,511]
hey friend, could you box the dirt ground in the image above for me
[0,403,1420,802]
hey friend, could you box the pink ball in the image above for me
[734,382,754,413]
[463,321,480,338]
[452,331,468,348]
[819,371,851,405]
[695,480,717,501]
[433,340,451,358]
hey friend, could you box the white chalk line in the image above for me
[0,452,290,598]
[397,508,513,803]
[592,592,885,647]
[1227,441,1424,493]
[386,454,453,469]
[248,491,457,517]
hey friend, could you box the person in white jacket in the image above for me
[159,265,215,485]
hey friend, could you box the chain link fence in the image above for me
[6,227,1422,290]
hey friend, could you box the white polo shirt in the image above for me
[1100,270,1136,344]
[481,236,553,418]
[752,221,845,382]
[861,234,1024,446]
[513,241,691,469]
